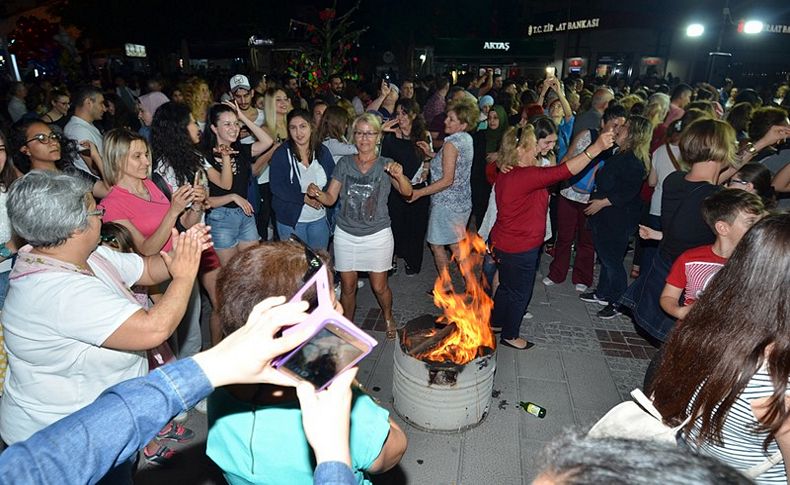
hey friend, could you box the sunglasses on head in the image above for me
[289,234,323,283]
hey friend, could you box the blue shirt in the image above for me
[0,358,355,485]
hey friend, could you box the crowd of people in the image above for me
[0,64,788,483]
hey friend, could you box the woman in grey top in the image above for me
[307,113,413,339]
[413,98,479,287]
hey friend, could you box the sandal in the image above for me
[156,421,195,443]
[143,443,176,466]
[385,320,398,340]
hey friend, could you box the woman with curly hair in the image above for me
[182,77,212,133]
[151,101,233,345]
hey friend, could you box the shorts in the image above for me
[333,226,394,273]
[426,205,470,245]
[206,206,260,250]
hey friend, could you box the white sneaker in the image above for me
[575,283,589,292]
[194,398,207,414]
[357,280,365,289]
[541,277,556,286]
[524,311,534,320]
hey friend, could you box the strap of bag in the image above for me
[665,142,681,171]
[745,450,784,477]
[630,389,691,430]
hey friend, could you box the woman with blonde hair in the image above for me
[490,124,614,349]
[182,77,212,133]
[645,93,670,128]
[306,113,413,339]
[581,115,652,319]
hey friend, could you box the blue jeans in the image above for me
[277,217,330,251]
[206,206,260,250]
[639,214,662,275]
[0,270,10,310]
[491,247,540,340]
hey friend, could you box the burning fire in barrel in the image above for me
[392,232,497,431]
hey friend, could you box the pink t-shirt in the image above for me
[665,244,727,306]
[99,178,174,252]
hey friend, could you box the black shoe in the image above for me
[597,303,622,319]
[404,265,418,277]
[579,290,607,306]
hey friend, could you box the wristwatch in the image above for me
[0,243,13,259]
[744,142,757,154]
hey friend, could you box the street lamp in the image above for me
[742,20,763,34]
[687,23,705,37]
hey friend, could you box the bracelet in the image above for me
[583,149,594,160]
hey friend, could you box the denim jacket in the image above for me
[0,358,354,485]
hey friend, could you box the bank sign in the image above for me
[528,18,600,36]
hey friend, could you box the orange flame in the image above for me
[416,231,496,365]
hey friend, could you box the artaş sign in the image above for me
[528,18,600,36]
[483,42,511,51]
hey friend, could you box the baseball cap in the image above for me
[230,74,251,92]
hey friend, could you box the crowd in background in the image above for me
[0,63,788,484]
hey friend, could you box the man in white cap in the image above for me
[229,74,265,144]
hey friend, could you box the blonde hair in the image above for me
[351,113,383,149]
[182,77,209,123]
[263,88,289,140]
[497,124,536,170]
[619,95,643,113]
[645,93,670,128]
[447,98,480,133]
[102,128,150,186]
[620,115,653,175]
[679,118,737,168]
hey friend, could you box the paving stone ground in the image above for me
[135,246,654,485]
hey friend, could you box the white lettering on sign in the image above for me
[764,24,790,34]
[528,18,600,36]
[483,42,511,51]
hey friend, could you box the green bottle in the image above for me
[520,401,546,418]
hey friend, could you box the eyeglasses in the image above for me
[289,233,323,283]
[727,179,749,187]
[26,132,61,144]
[354,131,379,139]
[100,233,117,244]
[87,207,105,218]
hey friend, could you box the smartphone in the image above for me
[478,68,486,77]
[546,66,556,78]
[273,266,377,390]
[494,68,502,75]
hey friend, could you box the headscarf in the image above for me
[485,105,509,153]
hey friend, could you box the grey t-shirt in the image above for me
[333,155,393,236]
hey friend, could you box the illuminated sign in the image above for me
[528,18,600,36]
[125,43,147,58]
[483,41,511,51]
[763,24,790,34]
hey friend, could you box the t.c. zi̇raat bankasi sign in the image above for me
[528,18,600,36]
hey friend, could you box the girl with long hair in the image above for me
[0,130,22,309]
[318,105,357,163]
[381,98,431,275]
[581,115,652,319]
[726,162,777,209]
[203,102,274,266]
[269,108,335,250]
[151,101,232,346]
[651,213,790,482]
[182,77,212,133]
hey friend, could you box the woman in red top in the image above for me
[490,124,614,349]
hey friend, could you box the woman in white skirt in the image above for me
[307,113,413,339]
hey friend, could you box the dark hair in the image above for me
[9,119,76,173]
[733,163,776,209]
[316,105,350,142]
[667,108,712,142]
[519,89,538,106]
[0,130,20,191]
[100,222,136,253]
[393,98,429,159]
[651,213,790,451]
[72,85,103,108]
[202,103,238,151]
[748,106,788,142]
[435,76,450,92]
[532,116,558,161]
[734,88,762,107]
[102,92,141,131]
[725,102,754,135]
[286,108,316,163]
[446,86,465,102]
[602,103,627,124]
[216,242,332,338]
[670,83,693,102]
[701,188,765,231]
[151,102,208,187]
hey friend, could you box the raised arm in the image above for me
[222,101,274,157]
